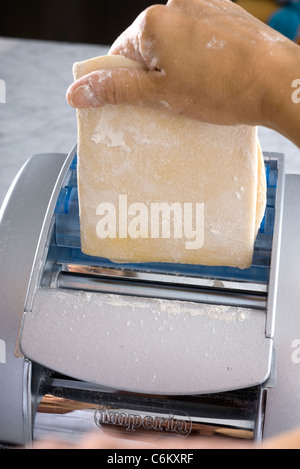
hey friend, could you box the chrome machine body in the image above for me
[0,144,299,446]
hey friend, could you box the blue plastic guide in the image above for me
[52,155,277,284]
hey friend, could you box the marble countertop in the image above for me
[0,36,299,207]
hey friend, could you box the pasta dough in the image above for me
[73,55,266,269]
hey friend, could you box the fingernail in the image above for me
[67,83,100,108]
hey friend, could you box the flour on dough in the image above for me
[73,55,266,269]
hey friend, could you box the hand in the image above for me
[29,426,300,449]
[67,0,300,147]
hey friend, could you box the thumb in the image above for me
[66,67,161,109]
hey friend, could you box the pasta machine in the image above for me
[0,143,300,447]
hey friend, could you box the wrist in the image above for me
[259,41,300,147]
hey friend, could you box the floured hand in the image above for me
[67,0,300,148]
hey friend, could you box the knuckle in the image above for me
[99,70,138,106]
[142,4,167,27]
[104,76,121,106]
[144,4,166,17]
[166,0,181,7]
[138,5,167,67]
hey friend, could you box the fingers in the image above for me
[66,0,285,125]
[166,0,256,21]
[109,4,167,70]
[67,4,172,110]
[27,438,77,449]
[108,10,149,64]
[108,0,251,71]
[261,428,300,450]
[66,67,163,109]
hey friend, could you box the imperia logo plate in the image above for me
[94,407,192,437]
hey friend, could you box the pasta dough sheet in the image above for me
[73,55,266,269]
